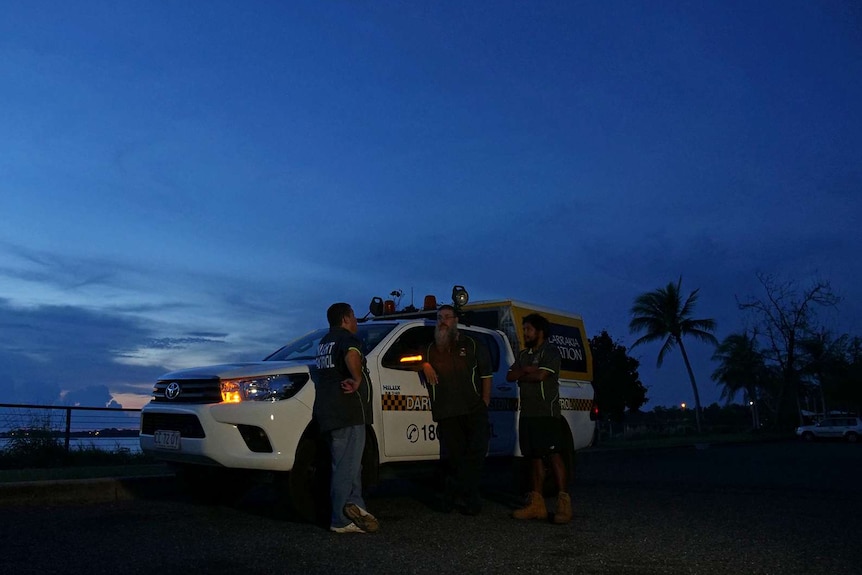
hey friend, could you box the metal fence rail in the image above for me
[0,403,142,454]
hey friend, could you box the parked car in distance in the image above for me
[796,417,862,443]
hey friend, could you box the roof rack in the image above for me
[360,285,470,322]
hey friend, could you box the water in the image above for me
[0,436,142,454]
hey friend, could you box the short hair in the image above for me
[437,304,457,317]
[522,313,550,338]
[327,302,353,328]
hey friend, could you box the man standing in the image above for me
[507,313,572,524]
[314,303,379,534]
[421,305,492,515]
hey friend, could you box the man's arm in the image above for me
[421,362,440,385]
[506,362,522,382]
[474,338,493,405]
[508,350,553,383]
[518,365,551,383]
[342,348,363,393]
[481,376,492,406]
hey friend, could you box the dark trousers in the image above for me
[436,410,490,505]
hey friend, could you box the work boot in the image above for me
[553,492,572,524]
[512,491,547,520]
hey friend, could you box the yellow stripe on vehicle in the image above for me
[381,393,432,411]
[559,398,593,411]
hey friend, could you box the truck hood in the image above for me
[159,360,314,380]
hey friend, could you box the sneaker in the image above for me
[329,522,365,534]
[343,503,380,533]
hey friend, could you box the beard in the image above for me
[524,335,537,349]
[435,323,457,350]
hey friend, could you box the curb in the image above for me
[0,474,176,506]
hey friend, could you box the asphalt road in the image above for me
[1,441,859,575]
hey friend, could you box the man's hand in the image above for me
[508,364,539,383]
[340,378,360,394]
[422,362,439,385]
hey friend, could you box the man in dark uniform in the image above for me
[507,312,571,524]
[314,302,379,534]
[421,304,492,515]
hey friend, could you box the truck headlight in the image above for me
[220,374,304,403]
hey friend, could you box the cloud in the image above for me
[145,336,226,350]
[0,298,166,406]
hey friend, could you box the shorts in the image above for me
[518,416,563,458]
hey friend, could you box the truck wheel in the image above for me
[847,432,858,444]
[361,434,380,490]
[289,436,331,526]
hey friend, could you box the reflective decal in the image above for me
[381,393,431,411]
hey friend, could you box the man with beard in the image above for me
[507,313,571,524]
[421,304,492,515]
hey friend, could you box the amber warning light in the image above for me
[368,285,467,317]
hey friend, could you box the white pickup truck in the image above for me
[139,294,595,521]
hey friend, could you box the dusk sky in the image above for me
[2,1,860,411]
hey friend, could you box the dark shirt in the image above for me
[512,341,562,417]
[425,333,492,421]
[313,327,373,433]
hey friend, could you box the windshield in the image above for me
[263,323,397,362]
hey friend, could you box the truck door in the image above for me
[472,330,517,456]
[376,325,439,458]
[375,325,517,458]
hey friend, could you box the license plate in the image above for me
[154,430,181,450]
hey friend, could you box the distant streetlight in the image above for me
[681,402,686,410]
[749,399,760,429]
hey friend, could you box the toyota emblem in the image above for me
[165,382,181,400]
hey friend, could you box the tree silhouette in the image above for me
[711,331,765,404]
[590,330,648,420]
[737,273,839,427]
[629,277,717,433]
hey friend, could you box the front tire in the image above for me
[289,436,331,526]
[846,432,858,444]
[802,431,815,442]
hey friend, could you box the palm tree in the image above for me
[711,331,766,429]
[629,278,718,433]
[798,330,849,418]
[711,331,765,404]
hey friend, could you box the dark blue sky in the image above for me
[1,1,860,409]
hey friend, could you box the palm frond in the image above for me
[656,335,677,367]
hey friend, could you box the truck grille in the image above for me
[141,413,205,438]
[151,378,221,403]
